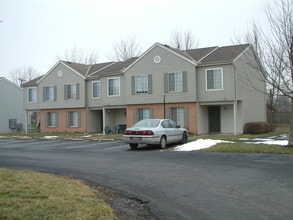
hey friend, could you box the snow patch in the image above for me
[174,139,233,151]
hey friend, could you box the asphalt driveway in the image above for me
[1,138,293,219]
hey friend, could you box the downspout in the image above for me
[233,63,237,135]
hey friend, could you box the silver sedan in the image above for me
[123,119,188,150]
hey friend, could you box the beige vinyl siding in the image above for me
[38,64,86,109]
[125,45,197,105]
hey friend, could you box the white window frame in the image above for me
[45,85,55,101]
[47,112,57,127]
[107,77,120,97]
[135,75,148,94]
[205,68,223,91]
[92,81,101,99]
[169,72,183,92]
[28,87,37,103]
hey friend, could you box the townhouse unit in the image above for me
[22,43,266,134]
[0,77,24,133]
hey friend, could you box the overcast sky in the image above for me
[0,0,266,80]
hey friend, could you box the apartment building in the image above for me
[0,77,24,133]
[22,43,267,134]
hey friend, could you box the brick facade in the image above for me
[126,102,197,134]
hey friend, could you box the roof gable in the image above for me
[123,43,197,73]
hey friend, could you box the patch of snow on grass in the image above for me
[44,136,58,139]
[250,140,288,146]
[175,139,233,151]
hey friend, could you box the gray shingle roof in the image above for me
[97,57,138,75]
[62,61,90,76]
[199,44,250,65]
[88,62,114,76]
[186,46,218,61]
[21,75,44,87]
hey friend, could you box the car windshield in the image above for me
[134,119,160,128]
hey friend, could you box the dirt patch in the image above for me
[88,184,157,220]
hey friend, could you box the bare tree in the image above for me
[9,66,41,86]
[169,29,199,50]
[237,0,293,146]
[58,46,99,64]
[109,36,142,61]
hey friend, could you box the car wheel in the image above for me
[160,136,166,149]
[130,144,138,150]
[181,132,188,144]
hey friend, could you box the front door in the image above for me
[208,106,221,133]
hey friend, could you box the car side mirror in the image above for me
[176,125,181,128]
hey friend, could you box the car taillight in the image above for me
[124,130,132,135]
[124,130,154,135]
[141,130,154,135]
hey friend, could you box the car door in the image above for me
[169,120,182,142]
[161,120,175,143]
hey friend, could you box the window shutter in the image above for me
[148,74,152,94]
[165,107,171,119]
[134,109,138,124]
[182,71,187,92]
[150,108,154,119]
[64,85,68,100]
[78,111,81,127]
[55,112,58,127]
[54,86,57,101]
[66,112,69,127]
[184,107,189,127]
[43,87,46,101]
[164,73,169,93]
[45,112,48,127]
[131,76,135,95]
[76,83,80,100]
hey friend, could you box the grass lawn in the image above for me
[0,169,117,220]
[187,123,292,154]
[200,142,293,154]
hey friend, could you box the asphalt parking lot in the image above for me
[1,137,293,220]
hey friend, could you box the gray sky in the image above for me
[0,0,266,80]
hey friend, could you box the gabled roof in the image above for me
[22,43,252,87]
[199,44,251,65]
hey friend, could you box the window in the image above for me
[92,81,101,98]
[67,111,80,127]
[206,68,223,90]
[135,75,148,93]
[64,83,79,100]
[164,71,187,93]
[108,77,120,96]
[171,108,185,127]
[43,86,56,101]
[169,72,182,92]
[137,108,151,121]
[28,87,37,102]
[47,112,57,127]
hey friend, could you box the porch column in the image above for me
[233,101,237,135]
[102,107,106,135]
